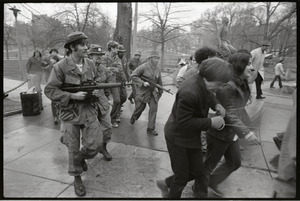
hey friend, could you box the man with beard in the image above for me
[130,50,163,136]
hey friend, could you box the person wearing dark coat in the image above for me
[156,57,233,198]
[193,52,261,198]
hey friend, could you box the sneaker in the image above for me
[116,118,121,123]
[147,128,158,136]
[270,86,274,88]
[74,176,86,197]
[112,122,119,128]
[209,184,223,197]
[156,180,168,198]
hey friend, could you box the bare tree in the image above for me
[4,23,16,59]
[113,3,132,58]
[139,3,190,69]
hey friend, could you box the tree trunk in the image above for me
[113,3,132,59]
[161,42,165,70]
[5,41,9,59]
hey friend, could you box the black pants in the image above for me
[255,73,263,97]
[270,75,282,88]
[194,134,241,196]
[164,137,205,198]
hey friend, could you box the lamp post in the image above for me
[9,6,23,79]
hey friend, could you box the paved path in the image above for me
[3,76,295,198]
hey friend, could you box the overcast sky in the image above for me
[5,2,223,30]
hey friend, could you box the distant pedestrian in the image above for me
[130,50,163,136]
[26,50,44,110]
[175,59,188,88]
[156,57,232,198]
[270,57,285,88]
[250,40,270,99]
[127,50,142,104]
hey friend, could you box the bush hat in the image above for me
[118,45,126,52]
[148,50,160,59]
[135,50,142,56]
[64,31,88,48]
[88,44,105,55]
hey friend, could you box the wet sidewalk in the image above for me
[3,76,294,198]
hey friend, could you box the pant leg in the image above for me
[120,86,127,106]
[51,101,58,118]
[128,85,136,100]
[147,95,158,130]
[209,138,241,187]
[131,100,146,120]
[270,75,277,87]
[81,117,103,159]
[194,134,230,196]
[278,75,282,88]
[98,105,112,143]
[165,138,190,198]
[255,73,263,97]
[60,122,82,176]
[110,87,120,123]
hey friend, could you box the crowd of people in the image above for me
[23,28,295,198]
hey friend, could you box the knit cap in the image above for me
[199,57,232,83]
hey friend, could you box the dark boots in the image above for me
[74,176,86,196]
[100,143,112,161]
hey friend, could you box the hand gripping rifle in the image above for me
[62,80,133,102]
[140,75,173,95]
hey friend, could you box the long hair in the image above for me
[228,53,252,100]
[32,50,42,58]
[65,39,88,56]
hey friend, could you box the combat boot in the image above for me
[100,143,112,161]
[74,176,86,196]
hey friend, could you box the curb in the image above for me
[4,109,23,117]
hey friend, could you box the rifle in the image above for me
[61,81,132,102]
[140,75,173,95]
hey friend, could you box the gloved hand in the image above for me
[211,116,225,130]
[245,131,260,145]
[215,104,226,118]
